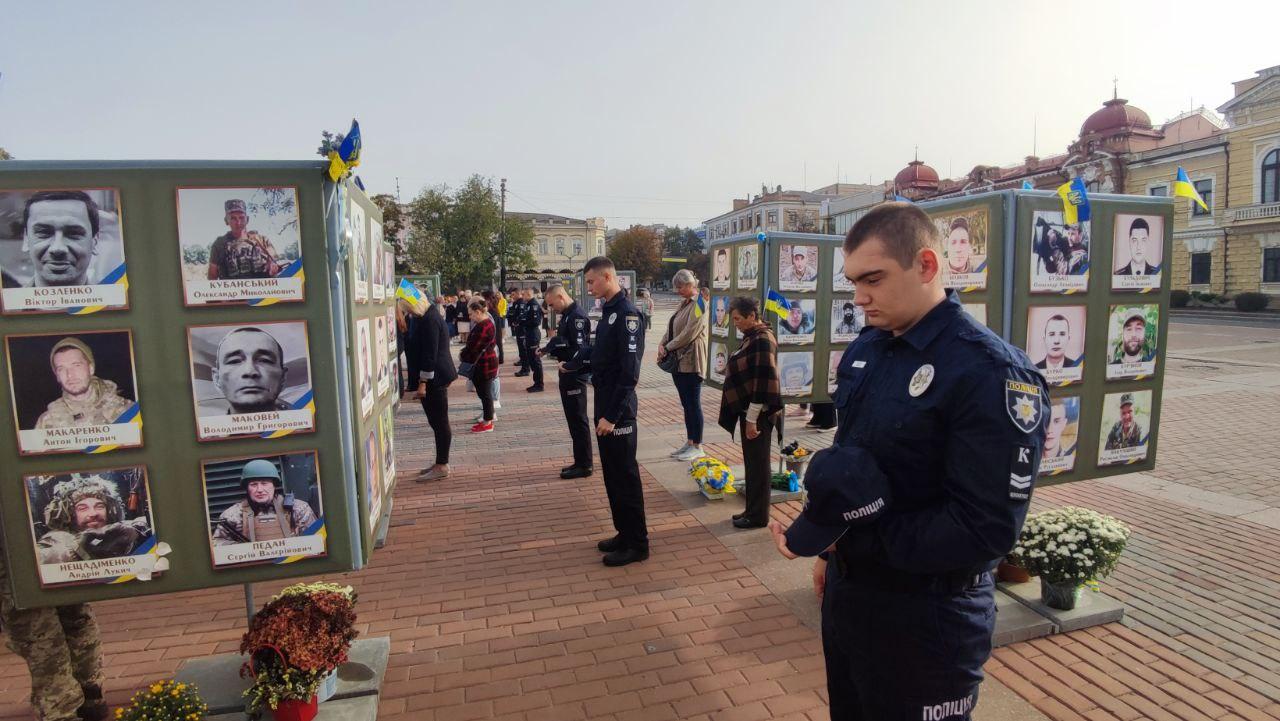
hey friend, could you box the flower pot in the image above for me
[997,560,1031,584]
[783,457,810,478]
[1040,578,1081,610]
[317,668,338,703]
[272,696,318,721]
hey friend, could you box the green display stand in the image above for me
[0,160,396,608]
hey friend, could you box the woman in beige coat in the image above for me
[658,269,709,461]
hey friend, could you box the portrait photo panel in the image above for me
[736,244,758,290]
[357,318,374,417]
[1,188,129,314]
[1025,306,1087,386]
[962,302,987,327]
[827,350,842,395]
[933,207,989,291]
[1111,213,1165,291]
[176,187,303,306]
[778,244,818,292]
[202,451,325,568]
[1098,390,1152,467]
[371,222,385,302]
[375,315,390,396]
[187,321,315,441]
[365,429,381,529]
[1041,395,1081,476]
[832,247,853,292]
[709,342,728,383]
[711,246,732,290]
[6,330,141,455]
[1106,304,1159,380]
[779,351,814,397]
[711,296,730,337]
[830,300,864,343]
[1029,210,1090,293]
[24,466,159,587]
[351,201,368,303]
[777,299,817,345]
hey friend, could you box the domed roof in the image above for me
[894,160,939,190]
[1080,98,1152,137]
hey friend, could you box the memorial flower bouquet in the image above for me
[240,582,358,716]
[116,679,207,721]
[1007,507,1130,609]
[690,457,736,495]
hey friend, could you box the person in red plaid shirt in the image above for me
[460,299,499,433]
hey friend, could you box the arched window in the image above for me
[1263,149,1280,204]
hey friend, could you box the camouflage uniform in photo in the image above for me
[0,540,105,721]
[36,476,149,564]
[209,201,281,279]
[212,496,317,545]
[35,338,134,430]
[1105,420,1144,449]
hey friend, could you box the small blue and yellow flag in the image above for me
[765,288,791,320]
[1056,177,1091,225]
[693,293,706,319]
[395,278,424,305]
[1172,167,1209,212]
[327,119,362,182]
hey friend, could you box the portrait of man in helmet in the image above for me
[205,453,324,567]
[26,468,152,572]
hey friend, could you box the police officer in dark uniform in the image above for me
[508,292,528,375]
[522,288,545,392]
[581,257,648,567]
[769,203,1049,720]
[541,284,593,478]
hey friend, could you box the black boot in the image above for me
[597,535,625,553]
[560,466,592,479]
[603,547,649,567]
[79,683,109,721]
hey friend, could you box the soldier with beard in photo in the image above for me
[35,338,133,431]
[213,460,317,546]
[35,475,150,564]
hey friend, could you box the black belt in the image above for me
[830,553,985,595]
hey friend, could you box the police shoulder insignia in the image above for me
[608,312,617,325]
[1009,444,1034,501]
[626,315,640,333]
[1005,379,1041,433]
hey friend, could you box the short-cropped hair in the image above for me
[844,202,940,269]
[582,256,614,274]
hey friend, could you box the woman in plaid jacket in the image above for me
[461,298,499,433]
[717,296,783,529]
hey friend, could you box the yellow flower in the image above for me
[150,683,163,694]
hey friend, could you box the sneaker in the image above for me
[475,413,497,423]
[470,421,494,433]
[675,446,706,462]
[493,401,502,410]
[418,466,451,482]
[669,443,691,458]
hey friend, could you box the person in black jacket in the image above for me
[404,297,457,482]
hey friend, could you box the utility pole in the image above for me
[499,178,507,290]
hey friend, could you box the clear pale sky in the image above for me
[2,1,1276,228]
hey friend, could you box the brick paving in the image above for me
[0,297,1276,720]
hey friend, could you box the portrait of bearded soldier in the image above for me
[36,475,150,564]
[35,338,134,430]
[213,460,317,546]
[207,199,281,280]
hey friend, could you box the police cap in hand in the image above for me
[784,445,891,557]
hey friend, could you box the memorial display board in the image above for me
[0,160,387,609]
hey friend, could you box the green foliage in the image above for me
[370,194,407,269]
[1234,292,1270,312]
[501,216,537,273]
[1009,507,1130,586]
[316,131,345,158]
[0,147,12,160]
[1170,289,1190,308]
[608,226,663,282]
[663,227,704,258]
[404,175,519,288]
[118,679,208,721]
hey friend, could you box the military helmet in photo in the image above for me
[241,459,281,492]
[44,474,125,532]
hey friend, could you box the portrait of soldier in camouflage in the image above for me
[212,459,318,547]
[34,473,151,564]
[207,199,281,280]
[33,337,134,430]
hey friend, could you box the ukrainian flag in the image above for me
[395,278,424,305]
[1056,177,1091,225]
[693,293,705,319]
[1172,167,1209,212]
[327,119,362,182]
[765,288,791,319]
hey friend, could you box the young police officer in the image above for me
[582,257,648,566]
[769,203,1049,720]
[509,291,528,375]
[522,288,545,392]
[541,284,593,478]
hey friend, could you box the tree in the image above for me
[370,194,408,270]
[0,147,12,160]
[663,227,704,258]
[402,174,529,289]
[608,226,662,283]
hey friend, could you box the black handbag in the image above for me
[658,314,680,373]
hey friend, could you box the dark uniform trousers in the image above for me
[515,334,528,372]
[822,562,994,720]
[596,420,647,550]
[559,372,593,468]
[525,329,543,385]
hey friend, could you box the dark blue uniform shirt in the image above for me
[557,301,593,374]
[524,300,545,338]
[832,291,1050,576]
[586,291,644,424]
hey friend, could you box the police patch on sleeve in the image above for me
[1005,379,1042,433]
[626,316,639,334]
[1009,444,1034,501]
